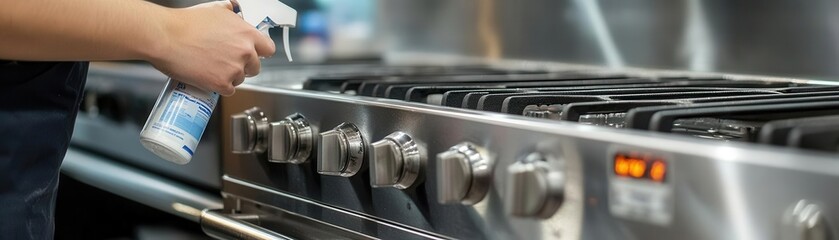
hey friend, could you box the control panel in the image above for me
[228,106,571,226]
[608,150,674,226]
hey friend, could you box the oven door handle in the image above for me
[200,209,294,240]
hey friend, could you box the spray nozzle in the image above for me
[231,0,297,61]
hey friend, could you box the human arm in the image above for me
[0,0,275,96]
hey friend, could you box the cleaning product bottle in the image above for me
[140,0,297,165]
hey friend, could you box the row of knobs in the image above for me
[231,107,565,218]
[231,108,312,164]
[231,107,421,188]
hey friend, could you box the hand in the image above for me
[147,1,276,96]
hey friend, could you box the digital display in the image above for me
[614,152,667,182]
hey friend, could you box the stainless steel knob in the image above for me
[268,113,313,164]
[437,142,492,205]
[231,107,269,154]
[318,123,365,177]
[370,132,424,189]
[781,200,831,240]
[505,152,564,219]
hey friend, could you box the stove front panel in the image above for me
[219,85,839,239]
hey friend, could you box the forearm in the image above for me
[0,0,171,61]
[0,0,274,96]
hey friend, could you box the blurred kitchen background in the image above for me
[146,0,839,80]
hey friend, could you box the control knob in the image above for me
[231,107,269,154]
[318,123,366,177]
[370,132,425,189]
[437,142,492,205]
[268,113,313,164]
[505,152,564,219]
[781,200,831,240]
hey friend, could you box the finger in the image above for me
[232,77,245,87]
[243,51,261,79]
[219,85,235,96]
[221,70,245,96]
[221,0,236,11]
[253,32,276,57]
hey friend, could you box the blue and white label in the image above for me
[140,79,219,163]
[159,90,213,141]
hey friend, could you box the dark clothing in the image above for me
[0,61,88,239]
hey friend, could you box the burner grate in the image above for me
[301,65,839,153]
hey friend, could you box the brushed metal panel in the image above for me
[380,0,839,80]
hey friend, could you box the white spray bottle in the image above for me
[140,0,297,164]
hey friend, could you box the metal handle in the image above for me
[200,209,294,240]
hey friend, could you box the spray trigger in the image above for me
[231,0,297,62]
[282,26,292,62]
[254,21,291,61]
[256,21,271,37]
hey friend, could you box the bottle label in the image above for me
[159,89,213,140]
[146,81,218,156]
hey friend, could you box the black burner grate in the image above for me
[302,65,839,153]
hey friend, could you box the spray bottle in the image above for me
[140,0,297,164]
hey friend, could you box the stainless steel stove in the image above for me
[56,1,839,239]
[205,62,839,240]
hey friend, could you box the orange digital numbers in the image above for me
[628,159,646,178]
[613,153,667,183]
[614,155,630,176]
[650,161,667,182]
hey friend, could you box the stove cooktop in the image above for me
[301,66,839,154]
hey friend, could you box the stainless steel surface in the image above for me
[369,131,425,189]
[380,1,839,80]
[61,148,222,222]
[220,83,839,239]
[781,200,831,240]
[200,209,293,240]
[505,152,565,219]
[317,122,366,177]
[268,113,314,164]
[231,107,269,154]
[436,142,493,205]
